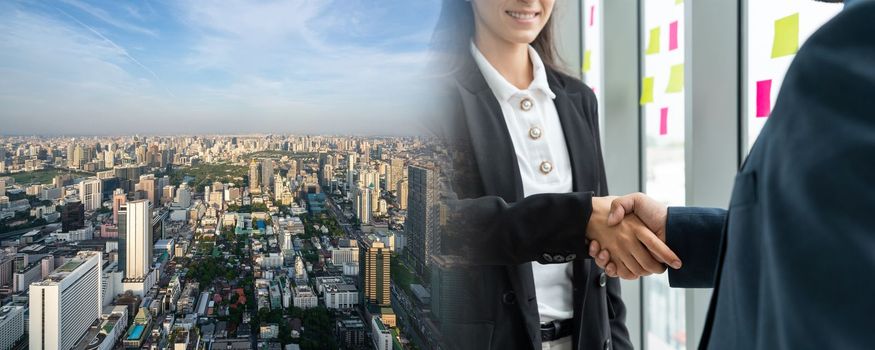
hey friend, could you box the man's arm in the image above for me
[664,207,727,288]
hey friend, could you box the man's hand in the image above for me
[589,193,678,278]
[587,196,679,279]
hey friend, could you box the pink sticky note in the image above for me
[756,79,772,117]
[660,107,669,135]
[591,86,597,94]
[669,21,679,51]
[589,5,595,27]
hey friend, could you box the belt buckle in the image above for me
[540,320,559,342]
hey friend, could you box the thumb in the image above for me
[606,195,635,226]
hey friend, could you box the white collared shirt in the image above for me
[470,41,574,322]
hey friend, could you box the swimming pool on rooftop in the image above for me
[127,324,145,340]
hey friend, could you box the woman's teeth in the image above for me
[507,11,538,20]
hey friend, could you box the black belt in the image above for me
[540,319,573,342]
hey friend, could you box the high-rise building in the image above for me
[331,239,359,266]
[79,178,102,212]
[354,186,371,225]
[249,159,260,191]
[29,251,102,350]
[346,152,357,199]
[390,158,404,193]
[0,303,25,350]
[359,239,390,306]
[162,185,175,205]
[430,255,465,328]
[119,200,152,280]
[396,179,408,210]
[61,201,85,232]
[175,184,191,208]
[112,189,126,225]
[261,159,274,190]
[138,175,157,207]
[322,164,334,187]
[406,165,439,275]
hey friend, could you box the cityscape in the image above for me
[0,134,453,350]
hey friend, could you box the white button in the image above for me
[528,126,542,140]
[539,161,553,174]
[520,97,534,111]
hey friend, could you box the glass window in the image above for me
[581,0,603,118]
[640,0,686,349]
[743,0,842,151]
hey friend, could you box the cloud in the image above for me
[0,0,443,136]
[59,0,158,37]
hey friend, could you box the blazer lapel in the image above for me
[456,62,541,348]
[550,75,600,194]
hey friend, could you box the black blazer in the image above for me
[430,53,632,350]
[664,3,875,349]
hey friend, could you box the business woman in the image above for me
[427,0,680,349]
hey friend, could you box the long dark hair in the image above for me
[429,0,563,76]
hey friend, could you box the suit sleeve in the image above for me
[665,207,727,288]
[445,192,594,266]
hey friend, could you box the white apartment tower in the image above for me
[29,251,102,350]
[120,200,152,280]
[79,178,102,212]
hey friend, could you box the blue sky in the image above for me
[0,0,442,135]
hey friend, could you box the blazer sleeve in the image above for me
[665,207,727,288]
[445,192,595,266]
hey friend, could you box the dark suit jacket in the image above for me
[665,3,875,349]
[430,53,632,350]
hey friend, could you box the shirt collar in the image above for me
[469,40,557,102]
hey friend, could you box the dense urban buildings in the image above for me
[0,134,442,349]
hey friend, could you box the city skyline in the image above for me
[0,0,442,136]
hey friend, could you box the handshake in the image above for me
[586,193,682,279]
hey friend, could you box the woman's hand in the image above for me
[587,196,681,279]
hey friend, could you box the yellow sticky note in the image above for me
[646,27,660,55]
[582,50,592,72]
[676,0,683,4]
[640,77,654,105]
[771,13,799,58]
[666,64,684,93]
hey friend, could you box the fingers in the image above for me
[628,236,664,275]
[612,258,632,279]
[617,249,648,278]
[606,197,631,226]
[589,240,602,259]
[596,249,610,268]
[605,262,618,277]
[607,193,643,226]
[635,227,682,269]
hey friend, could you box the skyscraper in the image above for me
[359,239,390,306]
[354,186,372,225]
[346,152,357,199]
[261,159,274,190]
[137,175,157,207]
[112,189,126,225]
[119,200,152,280]
[79,178,102,212]
[396,179,408,210]
[390,158,404,193]
[406,165,439,276]
[61,201,85,232]
[29,251,102,350]
[249,159,260,191]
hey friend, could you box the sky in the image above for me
[0,0,443,136]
